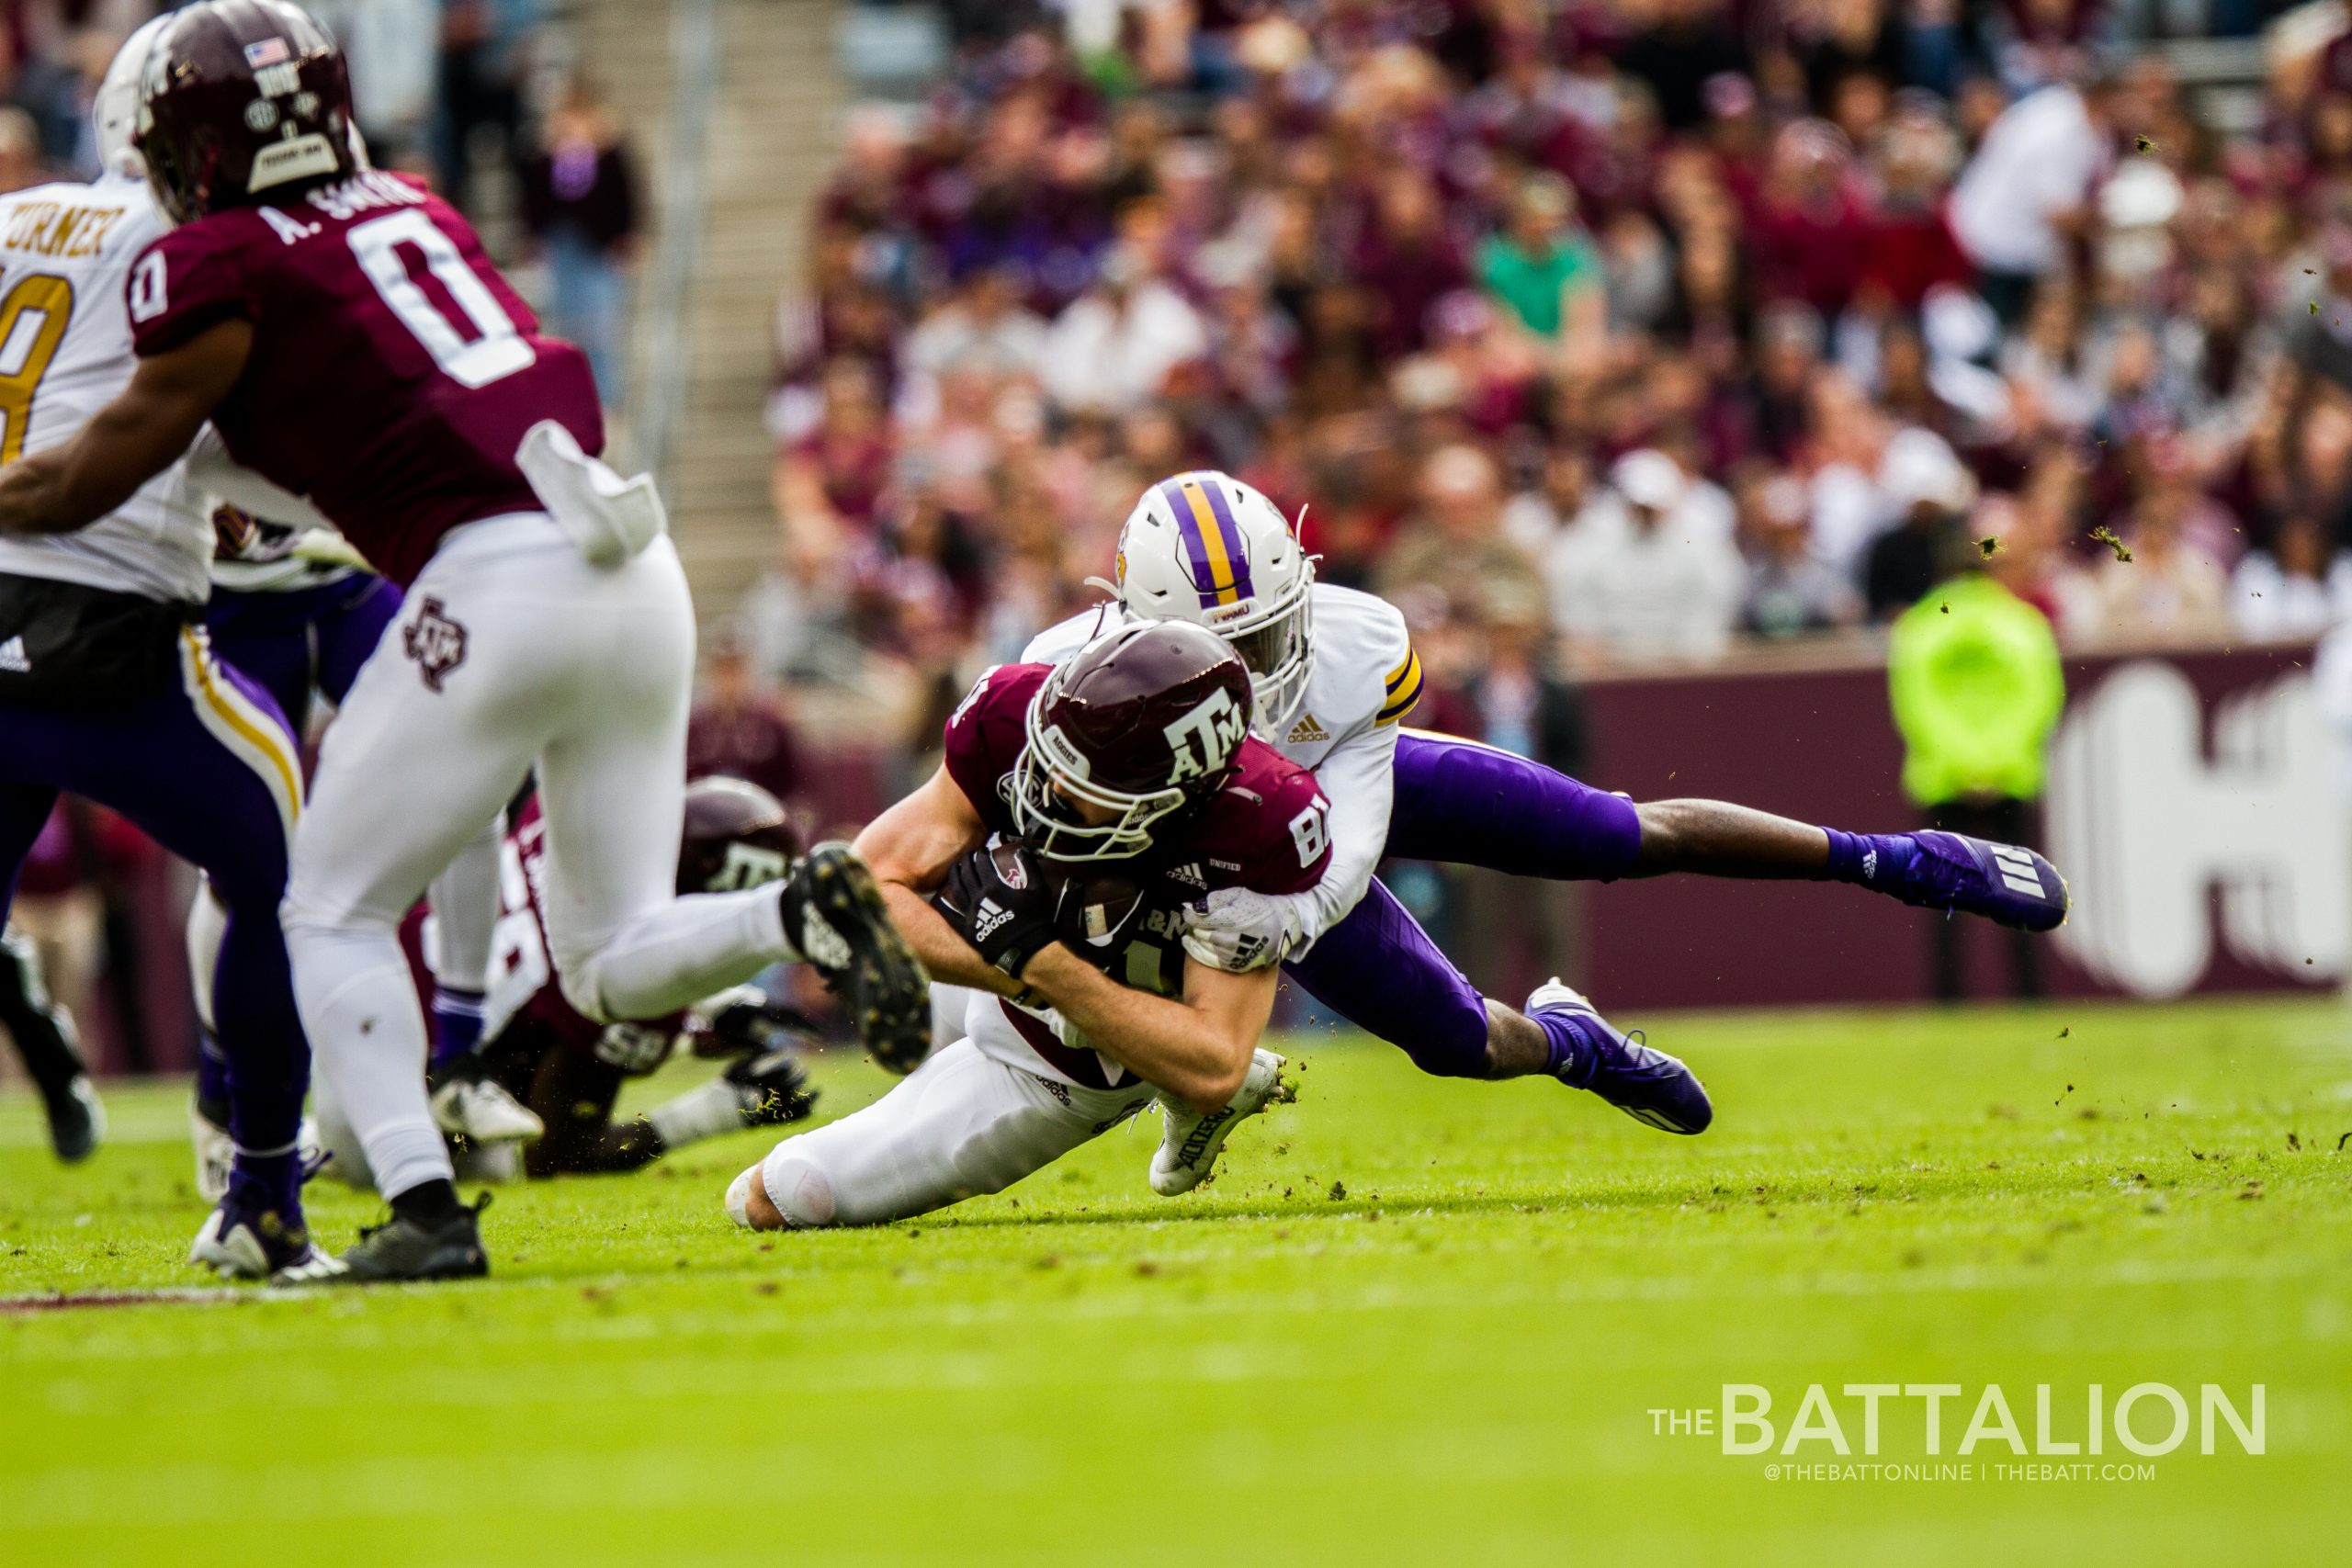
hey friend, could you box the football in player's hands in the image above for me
[934,836,1062,979]
[1047,868,1154,973]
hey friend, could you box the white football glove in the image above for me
[1181,887,1306,973]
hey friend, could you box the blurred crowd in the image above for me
[744,0,2352,758]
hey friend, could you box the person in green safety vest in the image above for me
[1888,554,2066,999]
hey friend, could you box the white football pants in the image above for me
[281,514,797,1201]
[734,1039,1153,1228]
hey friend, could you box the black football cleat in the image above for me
[39,1074,105,1164]
[275,1194,492,1286]
[781,842,930,1073]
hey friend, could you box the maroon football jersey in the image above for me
[128,171,604,587]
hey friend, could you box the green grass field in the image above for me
[2,999,2347,1566]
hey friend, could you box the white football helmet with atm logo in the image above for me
[1107,470,1317,737]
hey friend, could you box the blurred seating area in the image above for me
[735,0,2352,766]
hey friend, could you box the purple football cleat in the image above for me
[1529,980,1713,1135]
[189,1179,323,1281]
[1882,832,2070,932]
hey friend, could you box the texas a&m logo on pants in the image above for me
[403,597,469,691]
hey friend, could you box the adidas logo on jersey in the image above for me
[1167,862,1206,889]
[1286,712,1329,744]
[0,637,28,673]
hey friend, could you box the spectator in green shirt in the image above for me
[1888,554,2066,1000]
[1476,175,1605,355]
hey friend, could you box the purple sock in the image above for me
[430,987,487,1070]
[1529,1006,1595,1081]
[228,1146,305,1219]
[1821,829,1917,887]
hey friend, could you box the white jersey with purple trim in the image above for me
[1022,581,1419,950]
[0,174,209,604]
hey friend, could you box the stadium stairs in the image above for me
[568,0,846,626]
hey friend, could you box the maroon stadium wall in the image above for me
[1572,643,2335,1010]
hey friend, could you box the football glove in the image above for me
[1181,886,1306,973]
[933,837,1061,981]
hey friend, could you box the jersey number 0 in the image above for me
[0,273,74,464]
[347,209,535,389]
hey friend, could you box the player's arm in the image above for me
[851,764,1023,998]
[0,320,252,536]
[185,423,337,534]
[1023,946,1277,1113]
[1280,724,1393,943]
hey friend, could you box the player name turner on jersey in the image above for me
[127,168,602,587]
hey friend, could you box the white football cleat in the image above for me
[190,1098,234,1204]
[1150,1048,1284,1197]
[430,1076,544,1145]
[188,1195,323,1280]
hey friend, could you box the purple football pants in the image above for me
[1284,730,1641,1077]
[192,574,401,1111]
[203,573,402,735]
[0,637,308,1162]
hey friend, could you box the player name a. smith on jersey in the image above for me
[1,200,129,260]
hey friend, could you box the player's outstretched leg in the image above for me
[1283,880,1712,1133]
[1816,827,2068,931]
[1385,731,2069,931]
[1634,801,2070,931]
[728,1040,1146,1229]
[0,924,103,1162]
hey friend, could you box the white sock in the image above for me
[284,919,453,1201]
[562,886,796,1023]
[645,1077,751,1150]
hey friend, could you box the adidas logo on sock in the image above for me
[0,636,29,673]
[1860,849,1878,881]
[1990,843,2044,897]
[798,906,853,970]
